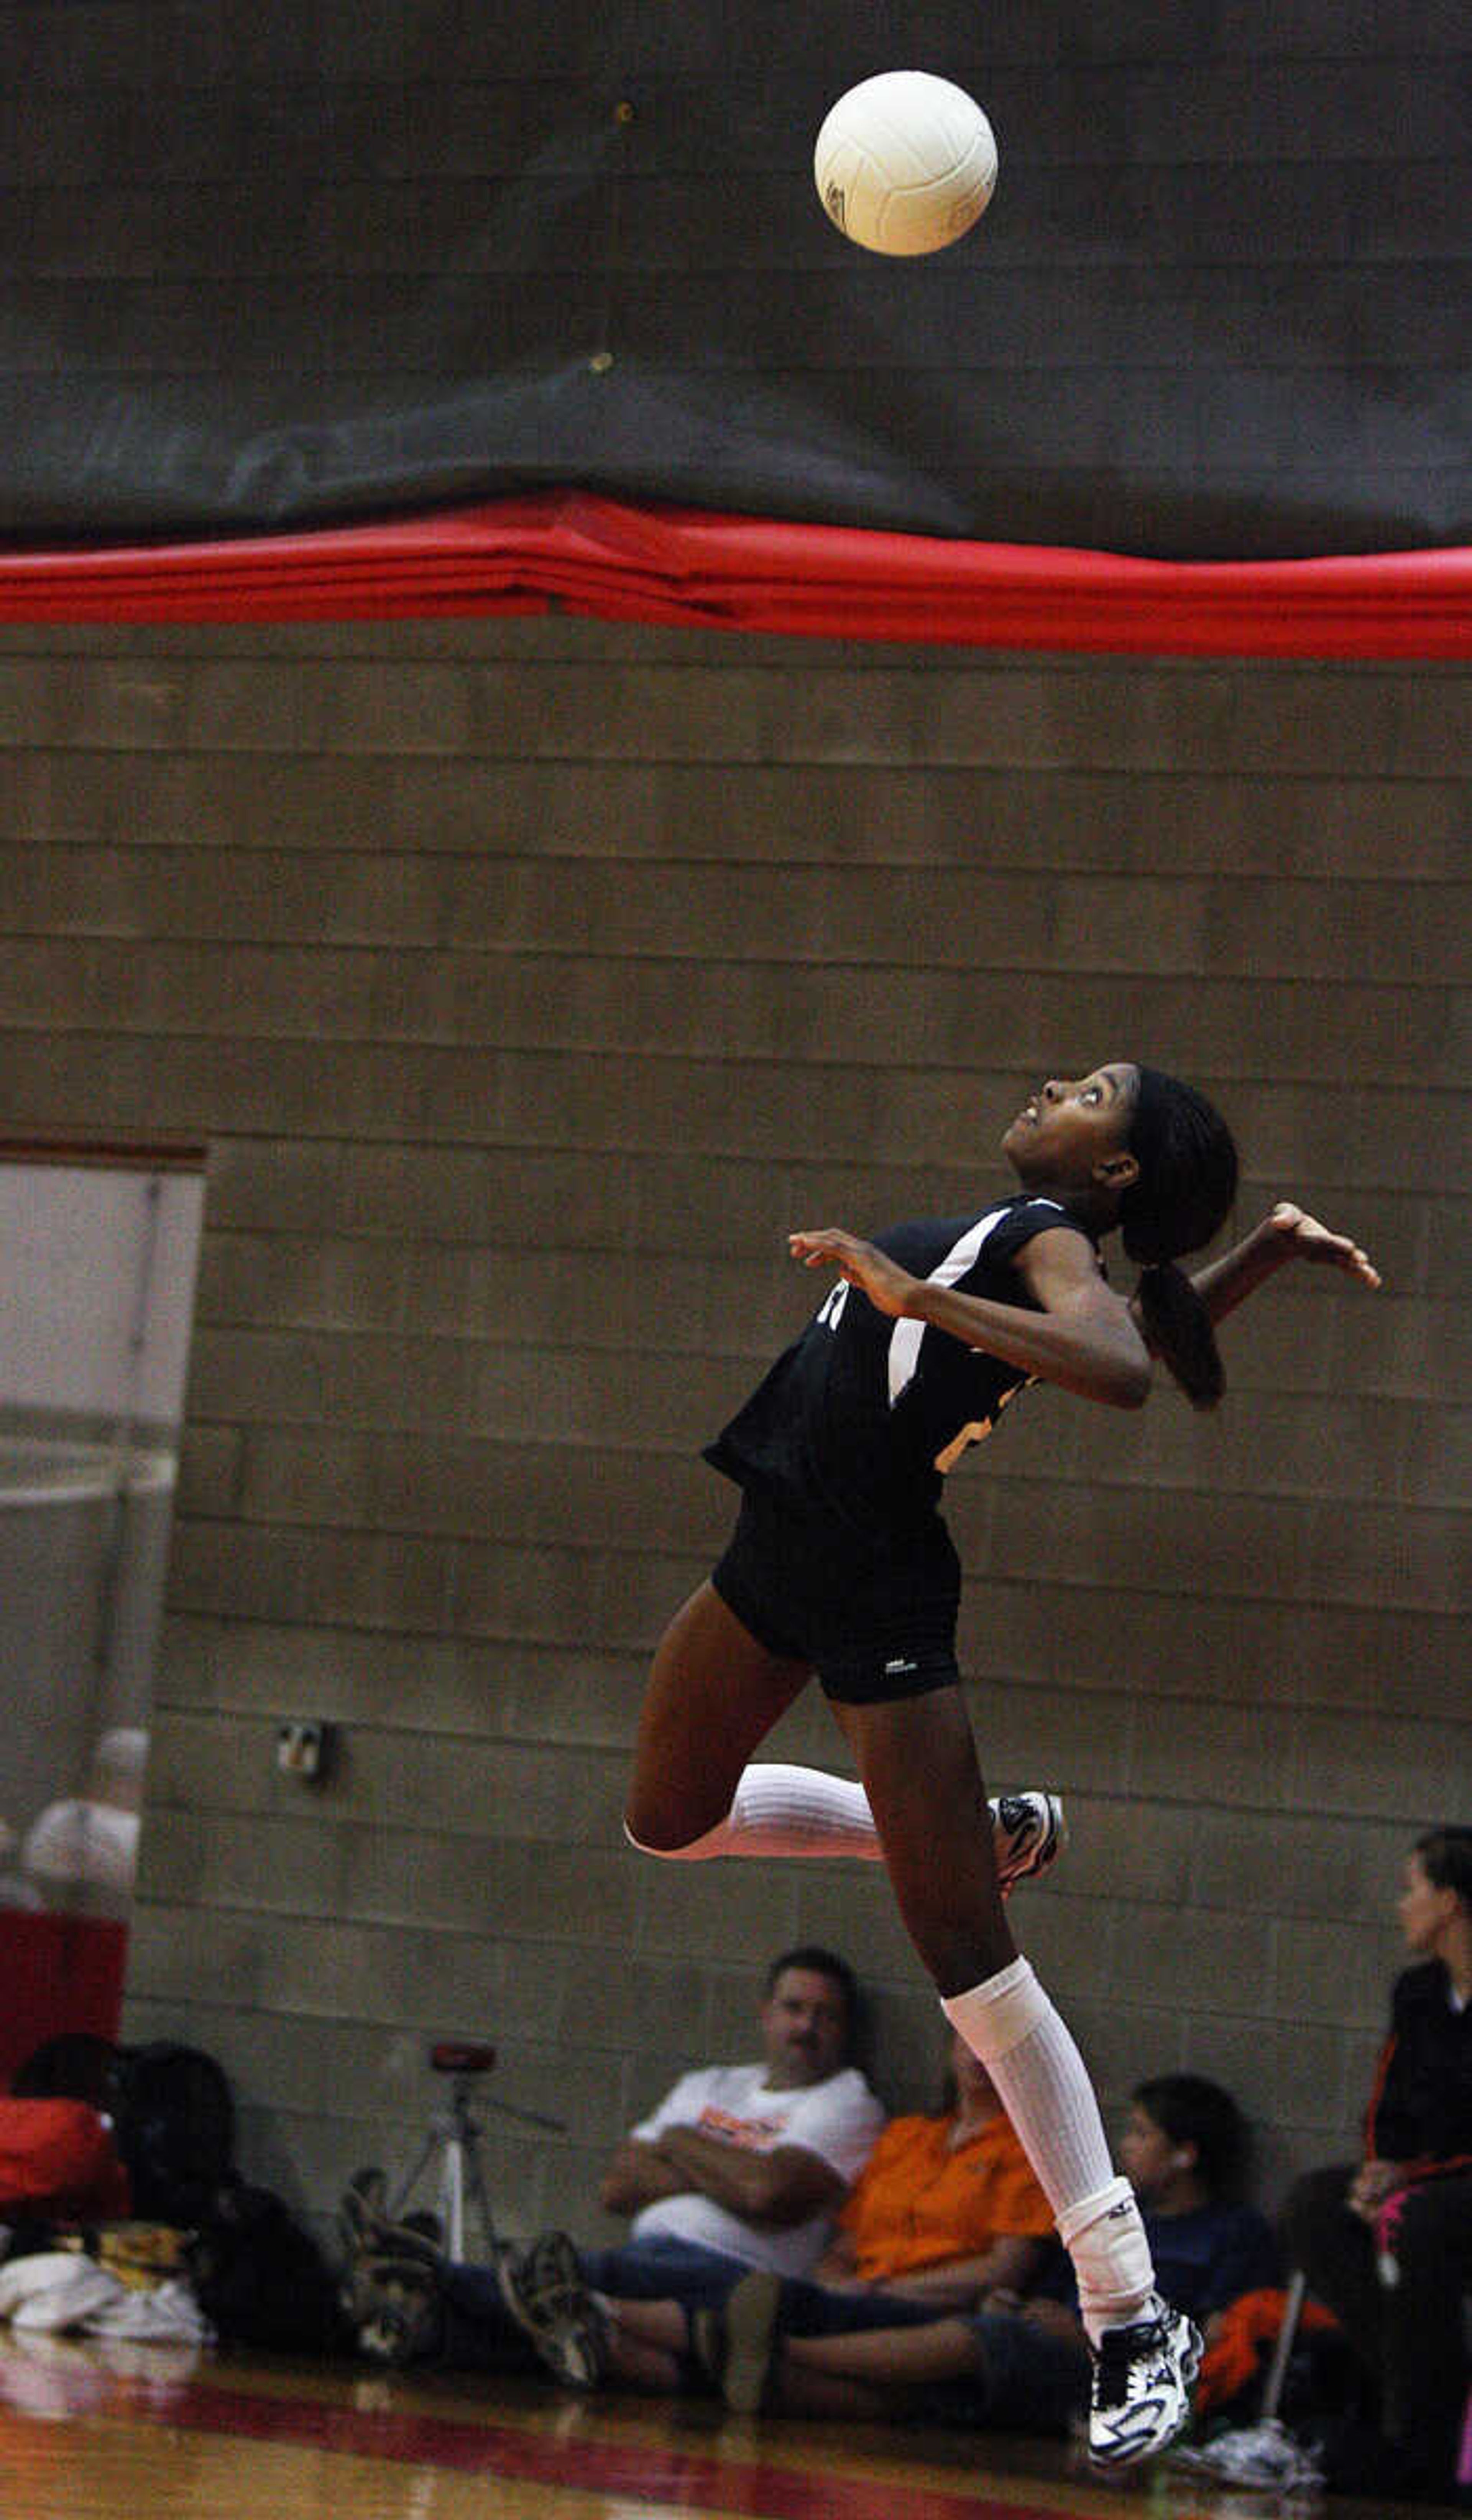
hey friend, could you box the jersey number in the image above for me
[816,1281,850,1331]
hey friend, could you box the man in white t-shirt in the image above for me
[341,1946,884,2370]
[594,1945,885,2283]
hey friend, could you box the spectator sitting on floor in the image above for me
[581,1941,883,2293]
[1112,2072,1284,2341]
[579,2031,1054,2397]
[806,2034,1054,2303]
[1282,1824,1472,2508]
[341,1944,884,2369]
[593,2070,1279,2433]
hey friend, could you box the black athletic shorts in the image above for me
[710,1481,962,1706]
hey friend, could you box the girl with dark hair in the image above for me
[1128,2073,1251,2205]
[624,1060,1380,2468]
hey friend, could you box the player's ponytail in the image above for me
[1133,1259,1224,1410]
[1122,1067,1238,1410]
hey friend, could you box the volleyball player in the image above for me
[624,1061,1379,2467]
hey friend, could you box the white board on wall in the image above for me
[0,1164,205,1427]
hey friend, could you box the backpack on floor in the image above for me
[109,2041,237,2226]
[0,2097,130,2221]
[188,2178,353,2354]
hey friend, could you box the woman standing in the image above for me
[1284,1827,1472,2502]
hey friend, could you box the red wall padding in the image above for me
[1,494,1468,657]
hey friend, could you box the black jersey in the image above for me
[1368,1962,1472,2167]
[705,1195,1097,1539]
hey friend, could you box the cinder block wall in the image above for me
[0,619,1465,2239]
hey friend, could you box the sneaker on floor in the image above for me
[353,2257,444,2367]
[338,2201,444,2315]
[337,2166,388,2260]
[1171,2416,1326,2491]
[495,2232,608,2390]
[399,2211,445,2249]
[993,1791,1068,1896]
[1087,2293,1201,2470]
[370,2214,445,2271]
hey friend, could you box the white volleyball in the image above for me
[813,70,998,257]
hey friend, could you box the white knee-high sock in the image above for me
[943,1958,1155,2343]
[624,1762,882,1860]
[721,1763,884,1855]
[623,1761,1032,1865]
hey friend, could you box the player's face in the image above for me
[1001,1061,1138,1190]
[760,1968,850,2088]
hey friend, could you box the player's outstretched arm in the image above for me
[1184,1201,1381,1328]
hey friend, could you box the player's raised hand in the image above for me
[1268,1202,1381,1288]
[788,1227,919,1318]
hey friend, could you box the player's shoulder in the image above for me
[1001,1190,1093,1233]
[985,1194,1098,1265]
[882,1195,1077,1266]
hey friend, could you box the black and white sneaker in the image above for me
[352,2256,445,2366]
[337,2165,389,2262]
[495,2231,608,2390]
[338,2170,444,2290]
[992,1791,1068,1896]
[1087,2293,1202,2469]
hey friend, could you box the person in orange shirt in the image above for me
[810,2034,1053,2306]
[532,2033,1055,2400]
[697,2070,1278,2436]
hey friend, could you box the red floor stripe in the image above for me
[130,2375,1068,2520]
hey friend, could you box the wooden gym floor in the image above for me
[0,2332,1451,2520]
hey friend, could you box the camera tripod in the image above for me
[388,2041,567,2259]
